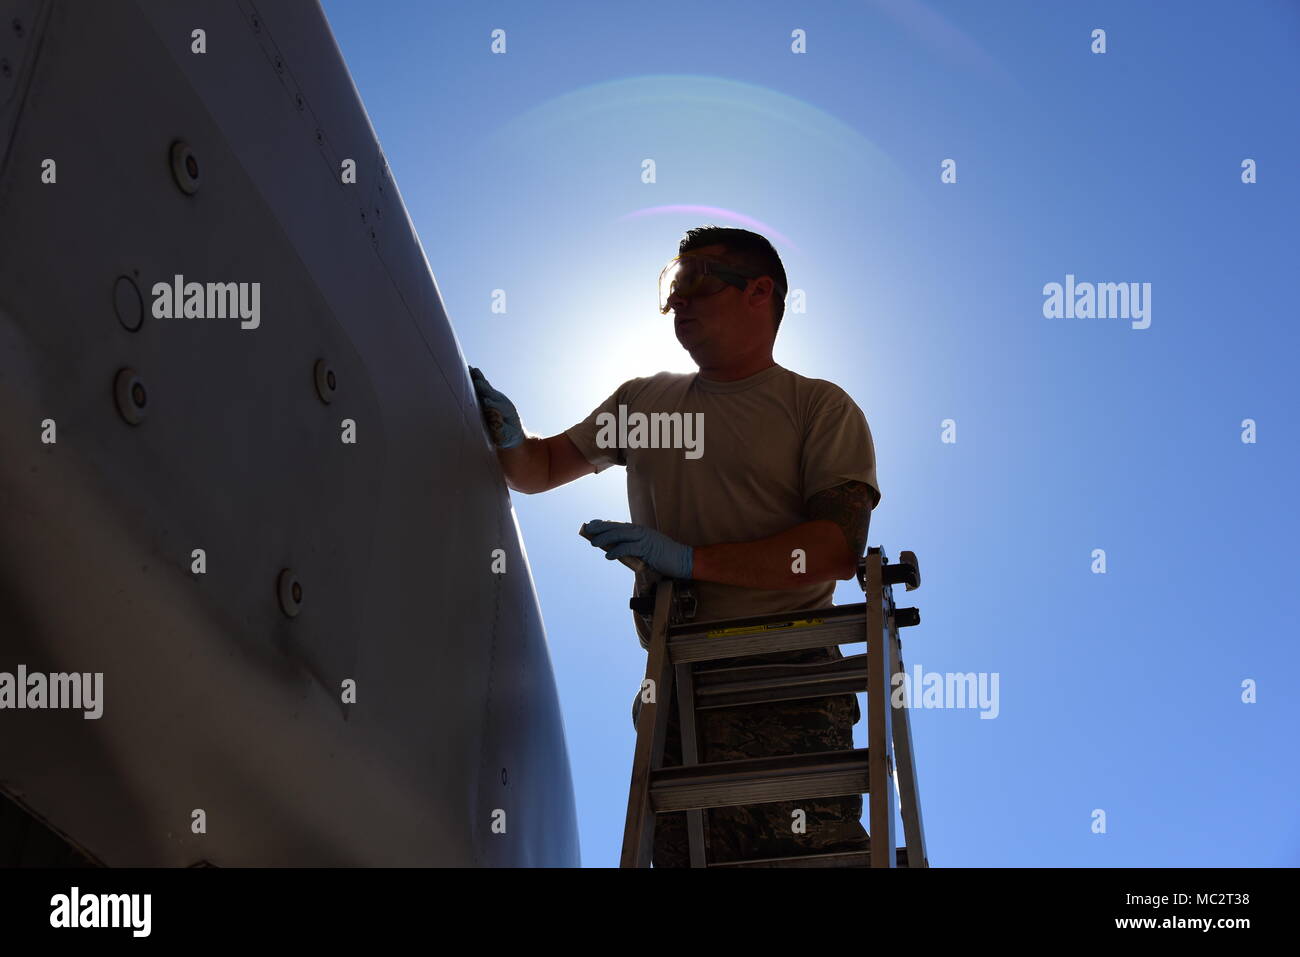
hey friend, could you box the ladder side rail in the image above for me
[889,613,930,868]
[620,580,678,867]
[865,550,898,867]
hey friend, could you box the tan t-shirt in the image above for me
[564,363,881,650]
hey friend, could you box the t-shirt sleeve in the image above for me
[801,394,882,508]
[563,381,629,473]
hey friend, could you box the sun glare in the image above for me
[605,312,698,383]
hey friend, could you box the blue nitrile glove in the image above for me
[469,366,525,449]
[580,520,694,578]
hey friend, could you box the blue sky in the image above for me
[320,0,1300,866]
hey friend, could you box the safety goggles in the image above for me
[657,253,770,315]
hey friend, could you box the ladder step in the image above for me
[668,602,869,663]
[694,654,868,709]
[709,846,910,868]
[650,748,870,812]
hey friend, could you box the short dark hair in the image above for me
[678,226,788,336]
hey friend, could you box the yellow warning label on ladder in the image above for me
[705,617,826,639]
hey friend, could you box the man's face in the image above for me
[665,244,774,365]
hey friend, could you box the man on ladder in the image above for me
[471,226,882,866]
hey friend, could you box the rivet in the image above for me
[170,141,200,195]
[501,768,508,785]
[113,275,144,332]
[277,569,303,618]
[313,359,336,404]
[113,368,148,425]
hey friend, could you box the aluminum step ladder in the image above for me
[619,546,928,868]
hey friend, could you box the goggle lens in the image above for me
[660,257,720,313]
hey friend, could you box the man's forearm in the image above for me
[691,520,858,590]
[496,437,547,493]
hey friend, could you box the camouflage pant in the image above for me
[637,647,871,867]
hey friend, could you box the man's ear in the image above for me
[749,276,775,319]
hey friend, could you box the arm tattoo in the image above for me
[806,480,874,560]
